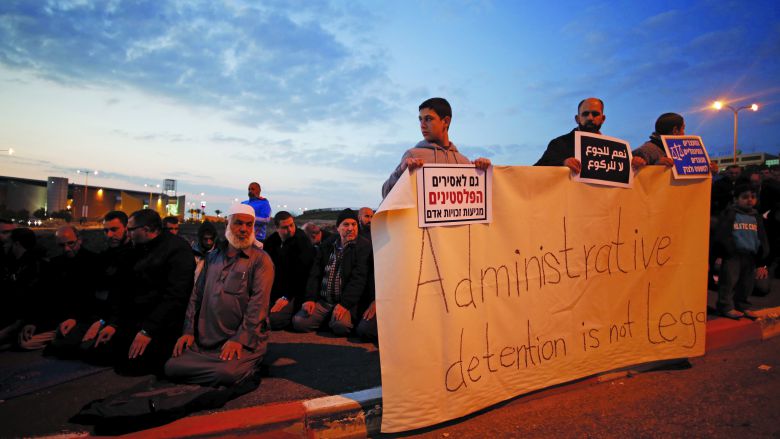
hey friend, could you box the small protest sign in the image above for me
[416,164,492,228]
[661,135,711,179]
[575,131,633,188]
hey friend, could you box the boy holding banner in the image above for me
[381,97,491,198]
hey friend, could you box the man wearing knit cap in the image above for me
[292,208,373,336]
[165,203,274,386]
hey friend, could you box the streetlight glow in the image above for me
[711,100,760,164]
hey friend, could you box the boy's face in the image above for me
[736,191,757,209]
[419,108,450,146]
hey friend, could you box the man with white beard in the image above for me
[165,204,274,387]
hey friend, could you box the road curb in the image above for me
[69,308,780,438]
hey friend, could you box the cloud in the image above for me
[0,0,392,130]
[640,10,680,28]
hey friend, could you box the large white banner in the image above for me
[375,166,710,433]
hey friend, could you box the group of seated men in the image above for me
[0,203,377,388]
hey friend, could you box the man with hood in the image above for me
[192,220,219,283]
[534,97,605,174]
[382,97,491,198]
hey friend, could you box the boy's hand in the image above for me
[756,266,769,280]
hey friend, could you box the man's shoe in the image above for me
[720,309,744,320]
[741,309,760,320]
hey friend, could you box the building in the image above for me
[0,176,47,217]
[0,175,186,221]
[46,177,69,213]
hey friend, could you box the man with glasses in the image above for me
[534,97,606,174]
[93,209,194,375]
[44,226,100,355]
[47,213,132,358]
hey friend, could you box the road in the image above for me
[390,337,780,438]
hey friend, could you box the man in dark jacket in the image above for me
[292,209,372,336]
[263,211,315,329]
[43,226,100,357]
[1,228,47,350]
[534,97,605,174]
[93,209,194,375]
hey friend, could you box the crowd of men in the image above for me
[0,96,776,394]
[0,199,377,388]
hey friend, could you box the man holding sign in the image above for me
[534,97,606,174]
[632,112,683,168]
[382,97,491,198]
[632,113,718,174]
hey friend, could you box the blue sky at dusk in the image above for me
[1,0,778,215]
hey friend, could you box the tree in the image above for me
[214,209,222,217]
[51,209,72,223]
[33,207,47,219]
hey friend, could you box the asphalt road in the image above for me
[390,337,780,438]
[0,330,379,438]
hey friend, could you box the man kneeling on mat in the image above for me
[165,203,273,386]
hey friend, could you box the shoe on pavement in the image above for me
[740,309,760,320]
[720,309,744,320]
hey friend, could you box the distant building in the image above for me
[47,177,69,213]
[0,176,46,216]
[0,175,185,221]
[710,152,779,167]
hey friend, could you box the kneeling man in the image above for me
[165,204,274,386]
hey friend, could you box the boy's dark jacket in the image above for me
[714,205,770,263]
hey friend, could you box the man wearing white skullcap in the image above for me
[165,204,274,387]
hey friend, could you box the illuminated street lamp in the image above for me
[76,169,98,219]
[0,148,13,155]
[144,183,161,208]
[712,100,759,164]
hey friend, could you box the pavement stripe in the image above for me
[119,401,307,438]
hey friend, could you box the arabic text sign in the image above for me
[374,166,709,433]
[662,135,711,179]
[575,131,633,187]
[416,164,492,228]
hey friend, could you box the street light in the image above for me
[144,183,161,208]
[76,169,98,220]
[0,148,13,155]
[712,100,759,164]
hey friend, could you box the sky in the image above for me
[1,0,779,216]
